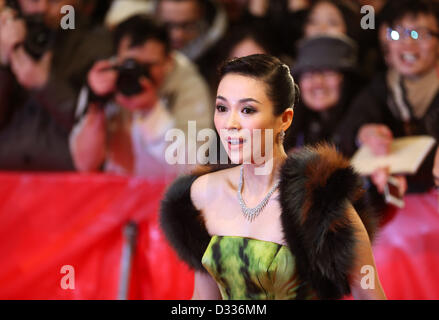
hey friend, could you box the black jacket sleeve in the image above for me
[279,144,380,299]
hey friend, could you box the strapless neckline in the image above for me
[201,235,317,300]
[210,235,288,247]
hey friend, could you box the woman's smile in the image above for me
[226,136,247,149]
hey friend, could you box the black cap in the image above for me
[292,34,358,77]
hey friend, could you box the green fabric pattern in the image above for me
[201,235,317,300]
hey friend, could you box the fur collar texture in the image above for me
[160,144,380,299]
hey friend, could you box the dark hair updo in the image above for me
[218,54,299,117]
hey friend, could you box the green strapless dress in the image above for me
[201,235,317,300]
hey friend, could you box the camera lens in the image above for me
[116,59,150,97]
[23,15,54,60]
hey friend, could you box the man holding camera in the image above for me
[70,15,213,180]
[0,0,112,170]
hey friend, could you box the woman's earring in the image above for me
[279,130,285,143]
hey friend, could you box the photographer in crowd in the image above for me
[70,15,212,181]
[0,0,112,170]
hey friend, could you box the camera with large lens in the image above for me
[115,58,151,97]
[6,0,55,60]
[23,14,55,60]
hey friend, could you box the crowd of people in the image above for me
[0,0,438,208]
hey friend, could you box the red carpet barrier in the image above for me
[373,190,439,299]
[0,172,193,299]
[0,172,437,299]
[129,214,194,300]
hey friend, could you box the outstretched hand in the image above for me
[358,124,393,156]
[87,59,118,97]
[371,166,407,196]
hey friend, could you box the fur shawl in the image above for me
[160,144,380,299]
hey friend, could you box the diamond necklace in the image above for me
[237,165,280,222]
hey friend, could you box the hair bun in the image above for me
[219,54,298,113]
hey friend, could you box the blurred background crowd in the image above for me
[1,0,439,215]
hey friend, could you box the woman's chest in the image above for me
[203,191,287,246]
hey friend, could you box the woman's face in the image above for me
[214,74,284,165]
[299,70,343,112]
[228,38,267,59]
[304,1,347,37]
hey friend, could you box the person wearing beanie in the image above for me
[285,34,363,151]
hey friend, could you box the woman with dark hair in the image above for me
[160,54,386,300]
[303,0,361,40]
[285,34,363,151]
[221,22,280,60]
[201,22,282,92]
[303,0,381,79]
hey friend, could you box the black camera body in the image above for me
[23,15,55,60]
[114,58,152,97]
[6,0,55,60]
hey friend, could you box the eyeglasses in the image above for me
[387,27,439,41]
[163,20,204,32]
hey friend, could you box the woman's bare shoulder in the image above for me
[190,166,240,211]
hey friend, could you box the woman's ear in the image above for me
[281,107,294,132]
